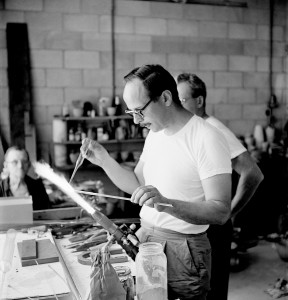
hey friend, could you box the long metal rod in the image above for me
[76,190,173,207]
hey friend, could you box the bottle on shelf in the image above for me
[68,128,75,141]
[114,96,122,116]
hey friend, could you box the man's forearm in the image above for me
[161,198,231,225]
[231,169,263,217]
[102,156,140,195]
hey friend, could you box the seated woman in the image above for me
[0,146,50,210]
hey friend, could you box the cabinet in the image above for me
[52,115,146,170]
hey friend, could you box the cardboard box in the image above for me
[0,196,33,224]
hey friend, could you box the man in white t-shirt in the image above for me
[176,73,264,300]
[81,65,232,300]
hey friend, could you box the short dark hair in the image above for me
[176,73,207,107]
[124,64,182,107]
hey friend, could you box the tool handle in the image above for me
[0,229,17,273]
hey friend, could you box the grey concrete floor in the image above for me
[228,240,287,300]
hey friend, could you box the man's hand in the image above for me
[131,185,169,211]
[80,138,110,168]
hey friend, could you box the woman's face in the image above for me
[4,149,30,180]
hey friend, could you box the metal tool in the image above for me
[76,190,173,207]
[34,162,140,260]
[69,142,90,184]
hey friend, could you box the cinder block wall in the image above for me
[0,0,287,161]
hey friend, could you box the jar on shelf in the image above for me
[114,266,135,300]
[135,242,167,300]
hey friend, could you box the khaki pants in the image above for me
[137,221,211,300]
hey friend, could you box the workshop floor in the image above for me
[228,240,287,300]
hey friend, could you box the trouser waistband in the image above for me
[140,219,207,239]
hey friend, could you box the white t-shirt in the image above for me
[206,116,246,159]
[139,115,232,234]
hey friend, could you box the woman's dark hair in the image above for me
[124,64,182,107]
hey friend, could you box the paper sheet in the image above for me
[0,231,70,299]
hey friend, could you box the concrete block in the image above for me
[31,50,63,68]
[257,25,284,41]
[151,2,183,19]
[81,0,112,15]
[206,89,228,104]
[116,1,150,17]
[83,33,110,51]
[183,38,215,55]
[195,72,213,88]
[135,18,167,36]
[228,120,255,136]
[44,0,80,13]
[32,106,48,124]
[243,9,269,25]
[243,104,267,119]
[257,57,283,73]
[152,36,184,54]
[64,14,99,32]
[0,87,8,107]
[168,54,197,71]
[115,52,134,70]
[0,69,7,86]
[214,104,242,120]
[273,73,286,89]
[45,31,82,50]
[6,0,43,11]
[47,69,82,87]
[229,24,256,40]
[243,73,269,88]
[0,11,24,30]
[28,29,46,49]
[184,4,214,20]
[0,30,5,49]
[31,69,46,87]
[116,35,152,52]
[244,40,269,56]
[273,42,286,57]
[213,7,243,22]
[135,53,166,68]
[65,51,100,69]
[0,50,7,68]
[229,55,256,72]
[198,22,228,38]
[228,88,256,104]
[36,124,52,143]
[215,72,243,88]
[211,39,244,56]
[64,88,99,105]
[100,16,133,34]
[34,88,64,106]
[26,12,62,31]
[256,88,270,104]
[199,55,227,71]
[83,70,112,88]
[167,20,198,37]
[47,105,62,122]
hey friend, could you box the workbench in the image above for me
[54,232,136,300]
[0,220,137,300]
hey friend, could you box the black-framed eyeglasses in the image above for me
[125,99,153,119]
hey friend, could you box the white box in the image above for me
[0,196,33,224]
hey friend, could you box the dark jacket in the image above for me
[0,175,51,210]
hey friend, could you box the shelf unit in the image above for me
[52,115,145,170]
